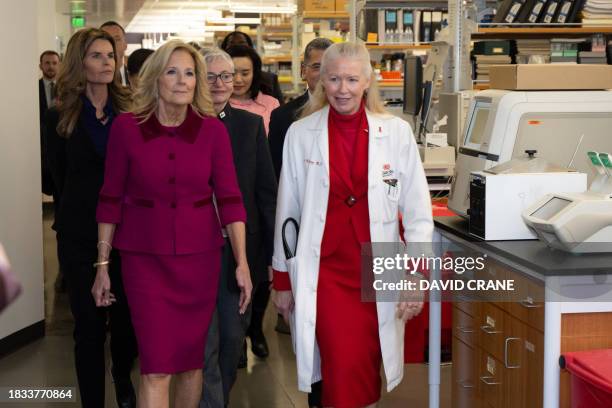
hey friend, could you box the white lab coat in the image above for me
[272,105,434,393]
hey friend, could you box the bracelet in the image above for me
[93,260,110,268]
[97,241,112,251]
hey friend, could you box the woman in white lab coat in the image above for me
[272,42,434,408]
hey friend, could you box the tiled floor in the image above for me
[0,209,451,407]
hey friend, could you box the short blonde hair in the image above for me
[132,40,215,121]
[301,42,387,118]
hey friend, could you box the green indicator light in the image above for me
[71,16,85,28]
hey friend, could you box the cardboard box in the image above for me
[489,64,612,90]
[302,0,335,12]
[335,0,348,12]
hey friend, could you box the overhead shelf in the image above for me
[378,80,403,88]
[262,55,293,63]
[278,76,295,84]
[302,11,349,19]
[263,32,292,38]
[366,43,432,50]
[264,24,293,29]
[473,26,612,39]
[473,83,490,90]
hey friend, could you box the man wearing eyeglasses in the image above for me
[200,48,277,408]
[269,37,333,180]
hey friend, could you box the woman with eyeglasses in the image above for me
[226,45,279,135]
[224,44,280,365]
[200,47,277,408]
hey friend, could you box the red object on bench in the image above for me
[561,349,612,408]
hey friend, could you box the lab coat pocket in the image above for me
[286,256,299,353]
[383,178,401,202]
[381,179,401,222]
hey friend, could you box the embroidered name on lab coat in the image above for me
[305,159,322,166]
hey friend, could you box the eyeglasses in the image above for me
[206,72,234,84]
[304,63,321,71]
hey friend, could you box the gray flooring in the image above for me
[0,210,451,407]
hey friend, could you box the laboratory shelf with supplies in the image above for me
[473,25,612,39]
[365,43,432,49]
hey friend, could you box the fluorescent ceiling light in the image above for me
[203,25,237,31]
[206,17,262,24]
[229,5,297,14]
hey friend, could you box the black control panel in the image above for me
[468,174,486,240]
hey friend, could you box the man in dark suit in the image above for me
[39,50,64,292]
[39,50,60,125]
[268,37,333,179]
[39,50,60,196]
[200,49,277,408]
[100,21,129,86]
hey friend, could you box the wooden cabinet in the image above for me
[524,328,544,408]
[452,335,481,408]
[452,273,545,408]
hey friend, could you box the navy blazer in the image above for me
[45,108,110,241]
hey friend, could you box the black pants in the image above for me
[202,240,253,407]
[58,238,138,408]
[246,249,270,339]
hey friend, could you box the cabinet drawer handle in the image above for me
[480,376,501,386]
[456,326,474,333]
[504,337,521,369]
[458,380,474,389]
[480,325,502,334]
[520,299,542,309]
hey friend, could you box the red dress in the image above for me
[316,103,382,408]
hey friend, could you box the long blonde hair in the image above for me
[301,42,387,118]
[132,40,215,121]
[56,28,131,137]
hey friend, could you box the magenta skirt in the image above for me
[120,250,220,374]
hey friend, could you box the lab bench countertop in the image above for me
[434,216,612,278]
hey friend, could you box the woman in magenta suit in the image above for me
[94,40,252,408]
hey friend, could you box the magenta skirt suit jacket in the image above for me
[96,106,246,374]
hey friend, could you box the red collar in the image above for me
[139,105,204,143]
[328,100,366,125]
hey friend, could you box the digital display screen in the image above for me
[404,12,413,25]
[464,101,491,148]
[386,10,397,24]
[530,197,572,221]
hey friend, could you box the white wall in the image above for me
[37,0,71,55]
[37,0,57,53]
[0,1,45,339]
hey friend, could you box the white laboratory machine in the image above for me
[523,152,612,253]
[469,158,587,240]
[448,90,612,217]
